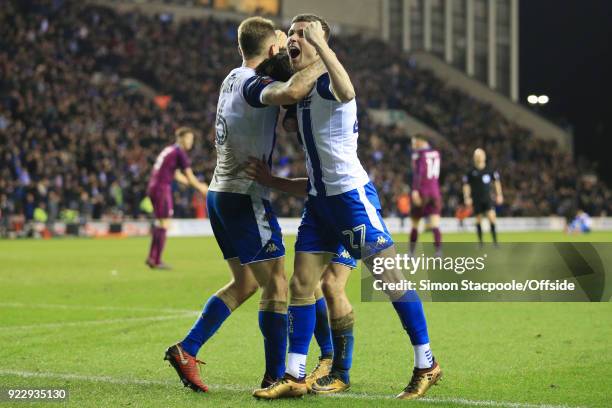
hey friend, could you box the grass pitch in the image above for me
[0,231,611,407]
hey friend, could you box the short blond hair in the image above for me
[238,16,276,59]
[175,126,194,139]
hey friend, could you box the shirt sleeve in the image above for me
[493,170,500,181]
[462,174,469,184]
[177,149,190,170]
[316,73,338,101]
[243,75,277,108]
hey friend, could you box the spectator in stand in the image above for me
[0,0,609,232]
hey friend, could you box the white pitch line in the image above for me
[0,369,246,393]
[328,391,584,408]
[0,369,584,408]
[0,302,196,315]
[0,313,197,332]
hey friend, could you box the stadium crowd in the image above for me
[1,0,610,234]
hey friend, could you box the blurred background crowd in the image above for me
[1,0,610,232]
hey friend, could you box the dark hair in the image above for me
[291,14,331,40]
[238,16,276,59]
[255,50,293,82]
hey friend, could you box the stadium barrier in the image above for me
[8,217,611,238]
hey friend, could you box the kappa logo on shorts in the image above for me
[339,250,351,259]
[376,236,388,246]
[265,243,279,253]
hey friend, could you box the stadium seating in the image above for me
[1,0,609,232]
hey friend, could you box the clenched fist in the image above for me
[303,20,326,49]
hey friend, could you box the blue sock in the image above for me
[181,295,231,357]
[258,311,288,380]
[392,291,430,345]
[286,304,316,379]
[314,298,334,358]
[331,326,354,384]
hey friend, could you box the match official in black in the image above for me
[462,148,503,246]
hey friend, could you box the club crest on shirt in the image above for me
[215,114,228,145]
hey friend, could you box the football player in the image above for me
[251,15,441,400]
[409,135,443,256]
[145,127,208,269]
[164,17,325,393]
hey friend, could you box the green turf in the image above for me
[0,232,611,407]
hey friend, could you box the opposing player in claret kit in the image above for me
[163,17,326,393]
[249,14,442,400]
[409,135,443,256]
[463,148,503,247]
[145,127,208,270]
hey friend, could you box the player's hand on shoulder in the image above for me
[275,30,288,50]
[244,156,273,186]
[303,21,326,49]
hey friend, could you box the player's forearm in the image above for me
[315,43,355,102]
[463,185,471,202]
[267,176,308,197]
[495,181,503,197]
[412,174,421,192]
[174,170,189,185]
[185,170,208,193]
[262,60,325,105]
[286,59,325,100]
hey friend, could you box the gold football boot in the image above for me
[305,357,332,392]
[252,376,307,399]
[396,361,442,400]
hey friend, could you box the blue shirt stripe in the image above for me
[301,107,326,196]
[268,111,279,167]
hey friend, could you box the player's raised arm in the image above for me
[244,156,308,197]
[260,59,326,106]
[303,21,355,102]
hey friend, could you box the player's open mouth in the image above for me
[289,46,300,59]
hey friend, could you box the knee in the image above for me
[321,274,343,300]
[289,272,314,299]
[266,271,288,297]
[228,278,259,304]
[240,280,260,301]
